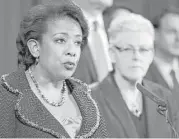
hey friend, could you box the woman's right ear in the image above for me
[27,39,40,58]
[109,44,116,64]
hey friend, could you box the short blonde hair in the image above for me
[108,12,155,44]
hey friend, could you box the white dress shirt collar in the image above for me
[154,56,179,88]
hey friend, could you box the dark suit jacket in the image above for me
[145,62,179,106]
[145,62,170,89]
[92,73,179,138]
[73,46,98,84]
[0,69,108,138]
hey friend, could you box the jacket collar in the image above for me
[147,62,170,89]
[1,69,100,138]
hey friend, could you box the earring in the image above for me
[35,56,39,65]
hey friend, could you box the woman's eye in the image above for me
[123,48,132,51]
[75,41,82,46]
[55,38,66,44]
[141,48,148,52]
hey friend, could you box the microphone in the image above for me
[136,83,166,107]
[136,83,179,138]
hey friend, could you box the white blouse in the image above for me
[60,116,82,138]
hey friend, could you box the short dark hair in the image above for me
[17,2,88,70]
[104,5,133,17]
[153,6,179,29]
[103,5,133,32]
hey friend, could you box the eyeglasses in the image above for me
[114,45,154,55]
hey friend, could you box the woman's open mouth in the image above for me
[63,62,75,70]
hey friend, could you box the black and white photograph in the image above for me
[0,0,179,138]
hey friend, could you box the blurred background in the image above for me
[1,0,179,76]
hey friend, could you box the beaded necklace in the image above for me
[28,68,67,107]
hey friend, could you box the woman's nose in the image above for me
[65,42,78,57]
[132,49,141,60]
[66,52,76,57]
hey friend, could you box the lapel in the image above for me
[1,69,100,138]
[100,73,139,138]
[147,62,170,89]
[142,79,172,137]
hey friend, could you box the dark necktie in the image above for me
[93,21,98,31]
[170,70,179,90]
[170,70,179,102]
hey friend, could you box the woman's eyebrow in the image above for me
[53,33,82,38]
[123,44,134,48]
[53,32,68,37]
[75,34,82,37]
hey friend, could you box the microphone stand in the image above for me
[136,83,179,138]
